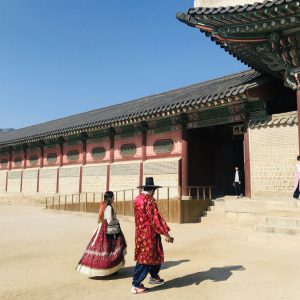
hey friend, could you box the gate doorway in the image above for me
[188,124,245,198]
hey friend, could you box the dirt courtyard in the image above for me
[0,203,300,300]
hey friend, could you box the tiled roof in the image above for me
[249,111,297,128]
[187,0,294,15]
[0,70,267,146]
[176,0,300,89]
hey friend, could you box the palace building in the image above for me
[0,0,299,201]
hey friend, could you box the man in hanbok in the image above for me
[131,177,173,294]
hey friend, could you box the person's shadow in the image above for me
[90,259,190,280]
[151,265,245,292]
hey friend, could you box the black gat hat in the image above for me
[137,177,162,189]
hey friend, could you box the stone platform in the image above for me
[205,196,300,241]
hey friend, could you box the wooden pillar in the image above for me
[181,127,189,197]
[36,169,40,192]
[59,139,64,167]
[56,168,60,193]
[23,145,27,169]
[8,148,12,170]
[5,170,8,192]
[106,164,110,191]
[139,162,143,192]
[20,170,23,192]
[297,89,300,152]
[82,139,87,165]
[39,142,44,168]
[79,166,83,193]
[107,128,115,192]
[142,130,147,161]
[109,129,115,164]
[57,139,63,194]
[140,129,147,189]
[80,136,87,194]
[244,121,251,198]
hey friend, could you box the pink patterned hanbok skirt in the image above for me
[76,220,127,276]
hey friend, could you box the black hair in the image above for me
[104,191,114,205]
[297,155,300,161]
[143,187,156,192]
[104,191,114,218]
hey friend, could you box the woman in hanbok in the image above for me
[76,191,127,276]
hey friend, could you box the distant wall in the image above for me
[0,130,182,197]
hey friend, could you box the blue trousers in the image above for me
[132,263,161,288]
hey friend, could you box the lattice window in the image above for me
[14,157,22,167]
[23,170,38,179]
[92,147,106,160]
[120,144,136,157]
[30,155,39,166]
[60,167,80,177]
[144,161,178,175]
[40,169,57,178]
[8,171,21,179]
[67,150,79,161]
[83,166,107,176]
[111,163,140,176]
[0,158,8,168]
[153,139,174,154]
[47,153,57,164]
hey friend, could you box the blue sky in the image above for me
[0,0,247,129]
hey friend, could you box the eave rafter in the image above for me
[177,0,300,90]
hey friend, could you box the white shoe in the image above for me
[131,285,149,294]
[148,276,164,285]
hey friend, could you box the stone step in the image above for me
[248,232,300,242]
[202,210,226,219]
[266,201,300,210]
[209,205,225,212]
[265,209,300,217]
[212,198,300,214]
[263,216,300,227]
[255,224,300,236]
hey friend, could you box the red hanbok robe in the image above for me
[134,193,170,265]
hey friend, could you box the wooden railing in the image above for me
[45,185,214,223]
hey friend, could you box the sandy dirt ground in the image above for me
[1,203,300,300]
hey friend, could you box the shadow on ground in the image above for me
[151,265,245,292]
[90,259,190,281]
